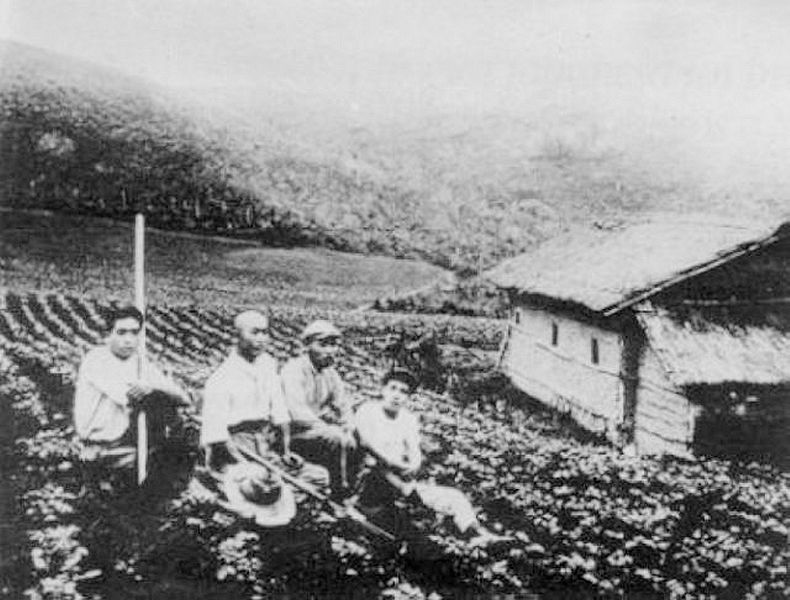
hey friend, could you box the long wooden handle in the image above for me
[340,445,348,488]
[236,447,396,541]
[136,411,147,485]
[135,212,148,486]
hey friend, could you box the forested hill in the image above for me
[1,40,786,274]
[0,41,366,255]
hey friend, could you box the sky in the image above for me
[3,0,790,197]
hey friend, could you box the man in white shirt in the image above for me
[200,310,295,475]
[281,320,358,498]
[74,305,187,484]
[355,368,511,547]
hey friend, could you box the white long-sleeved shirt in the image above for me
[354,401,422,473]
[200,349,289,447]
[73,345,183,442]
[354,402,476,532]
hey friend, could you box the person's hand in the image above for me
[400,462,419,477]
[79,444,101,462]
[282,452,304,470]
[402,481,418,498]
[127,383,153,406]
[340,427,357,449]
[207,442,236,472]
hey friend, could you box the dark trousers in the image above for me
[206,420,330,494]
[290,421,362,496]
[78,398,184,496]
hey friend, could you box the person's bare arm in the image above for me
[401,414,423,475]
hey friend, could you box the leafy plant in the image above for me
[2,291,788,599]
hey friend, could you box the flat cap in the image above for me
[300,319,342,341]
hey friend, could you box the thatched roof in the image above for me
[485,218,784,315]
[636,303,790,386]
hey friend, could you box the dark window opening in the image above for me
[551,322,558,346]
[591,337,600,364]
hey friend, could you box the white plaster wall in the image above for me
[502,305,624,442]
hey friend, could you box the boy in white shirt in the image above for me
[354,368,511,546]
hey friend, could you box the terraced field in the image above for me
[1,292,788,599]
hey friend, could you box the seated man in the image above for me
[202,310,289,469]
[354,368,511,547]
[281,320,358,498]
[74,305,188,491]
[200,310,328,491]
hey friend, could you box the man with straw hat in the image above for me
[281,319,359,499]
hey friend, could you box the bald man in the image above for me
[200,310,293,474]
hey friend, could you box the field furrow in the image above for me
[1,291,788,600]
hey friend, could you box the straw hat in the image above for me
[221,462,296,527]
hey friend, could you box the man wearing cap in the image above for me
[74,305,188,488]
[354,368,514,547]
[281,319,357,498]
[201,310,294,474]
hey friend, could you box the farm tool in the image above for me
[236,446,397,542]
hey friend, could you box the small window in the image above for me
[591,337,600,364]
[551,322,559,346]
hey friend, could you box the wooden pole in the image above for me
[340,445,348,490]
[135,212,148,486]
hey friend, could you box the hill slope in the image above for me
[0,41,374,253]
[2,41,788,275]
[0,210,449,309]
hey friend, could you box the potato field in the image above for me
[1,292,788,599]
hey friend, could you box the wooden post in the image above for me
[340,446,348,490]
[135,212,148,486]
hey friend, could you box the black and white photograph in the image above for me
[0,1,788,598]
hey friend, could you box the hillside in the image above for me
[0,210,449,310]
[3,292,788,599]
[0,41,376,254]
[2,40,789,275]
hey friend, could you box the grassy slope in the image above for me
[5,41,788,279]
[0,42,349,248]
[0,210,449,309]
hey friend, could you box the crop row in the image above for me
[3,336,469,599]
[1,292,789,598]
[0,294,534,598]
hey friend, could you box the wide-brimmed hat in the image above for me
[221,462,296,527]
[300,320,342,342]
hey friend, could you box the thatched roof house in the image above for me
[486,218,790,461]
[636,305,790,386]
